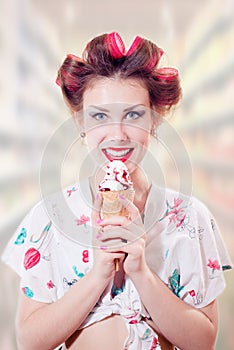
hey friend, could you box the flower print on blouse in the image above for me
[14,227,27,245]
[168,269,184,297]
[144,188,232,310]
[159,197,187,228]
[1,180,233,349]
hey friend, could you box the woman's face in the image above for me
[81,78,153,173]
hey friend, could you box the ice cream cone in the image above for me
[100,188,135,219]
[98,160,135,272]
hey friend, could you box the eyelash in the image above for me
[92,113,108,121]
[125,110,145,120]
[91,110,145,121]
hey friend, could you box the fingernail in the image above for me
[119,194,125,200]
[96,233,102,239]
[96,219,103,224]
[100,245,107,250]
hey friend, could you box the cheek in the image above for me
[131,128,150,147]
[86,129,103,149]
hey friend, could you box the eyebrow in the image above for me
[88,104,146,112]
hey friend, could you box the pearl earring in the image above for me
[80,132,86,138]
[150,128,157,138]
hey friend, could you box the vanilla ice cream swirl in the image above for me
[99,160,133,191]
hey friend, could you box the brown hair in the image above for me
[56,32,182,115]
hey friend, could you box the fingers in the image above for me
[96,222,146,253]
[118,195,141,222]
[91,192,103,224]
[92,193,145,253]
[99,224,144,243]
[92,193,104,249]
[91,248,126,279]
[100,236,146,256]
[98,211,142,228]
[92,193,141,227]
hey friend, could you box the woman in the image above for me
[2,32,232,350]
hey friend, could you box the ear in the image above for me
[151,108,163,129]
[74,111,85,133]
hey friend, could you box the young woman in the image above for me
[2,32,232,350]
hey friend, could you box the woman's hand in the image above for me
[94,194,148,276]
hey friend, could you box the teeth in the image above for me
[105,149,131,157]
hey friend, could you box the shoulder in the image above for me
[152,185,221,242]
[162,187,233,269]
[2,182,91,269]
[163,186,212,217]
[32,182,88,222]
[151,188,232,307]
[145,185,211,234]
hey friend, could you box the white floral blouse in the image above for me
[2,180,232,349]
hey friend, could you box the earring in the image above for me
[80,132,86,138]
[151,127,158,139]
[80,131,87,145]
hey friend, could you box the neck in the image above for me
[130,167,151,194]
[130,167,151,214]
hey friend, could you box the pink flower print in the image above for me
[189,289,196,304]
[189,290,196,297]
[24,248,41,270]
[129,319,138,324]
[207,259,220,272]
[75,214,90,226]
[82,250,89,263]
[150,337,158,349]
[67,186,78,197]
[168,208,186,228]
[188,289,203,305]
[173,198,183,207]
[159,198,187,228]
[47,280,55,289]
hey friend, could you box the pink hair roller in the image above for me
[56,76,61,86]
[56,54,82,87]
[106,32,125,59]
[66,54,83,62]
[125,36,143,56]
[56,71,79,92]
[146,49,164,70]
[158,48,164,59]
[155,67,178,80]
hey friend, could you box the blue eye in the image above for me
[125,110,145,120]
[92,113,108,121]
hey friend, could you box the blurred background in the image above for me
[0,0,233,349]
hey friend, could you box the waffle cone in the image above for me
[100,189,135,219]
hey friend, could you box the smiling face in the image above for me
[81,77,153,174]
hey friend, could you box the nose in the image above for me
[108,122,127,141]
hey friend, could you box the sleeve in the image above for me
[167,197,233,309]
[1,201,57,303]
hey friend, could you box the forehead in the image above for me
[83,78,150,108]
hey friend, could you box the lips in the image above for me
[102,147,133,162]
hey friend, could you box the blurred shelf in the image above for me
[179,111,233,133]
[182,13,233,72]
[194,192,234,225]
[182,58,234,107]
[192,157,234,174]
[0,169,38,187]
[0,200,37,239]
[0,130,47,147]
[0,126,73,149]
